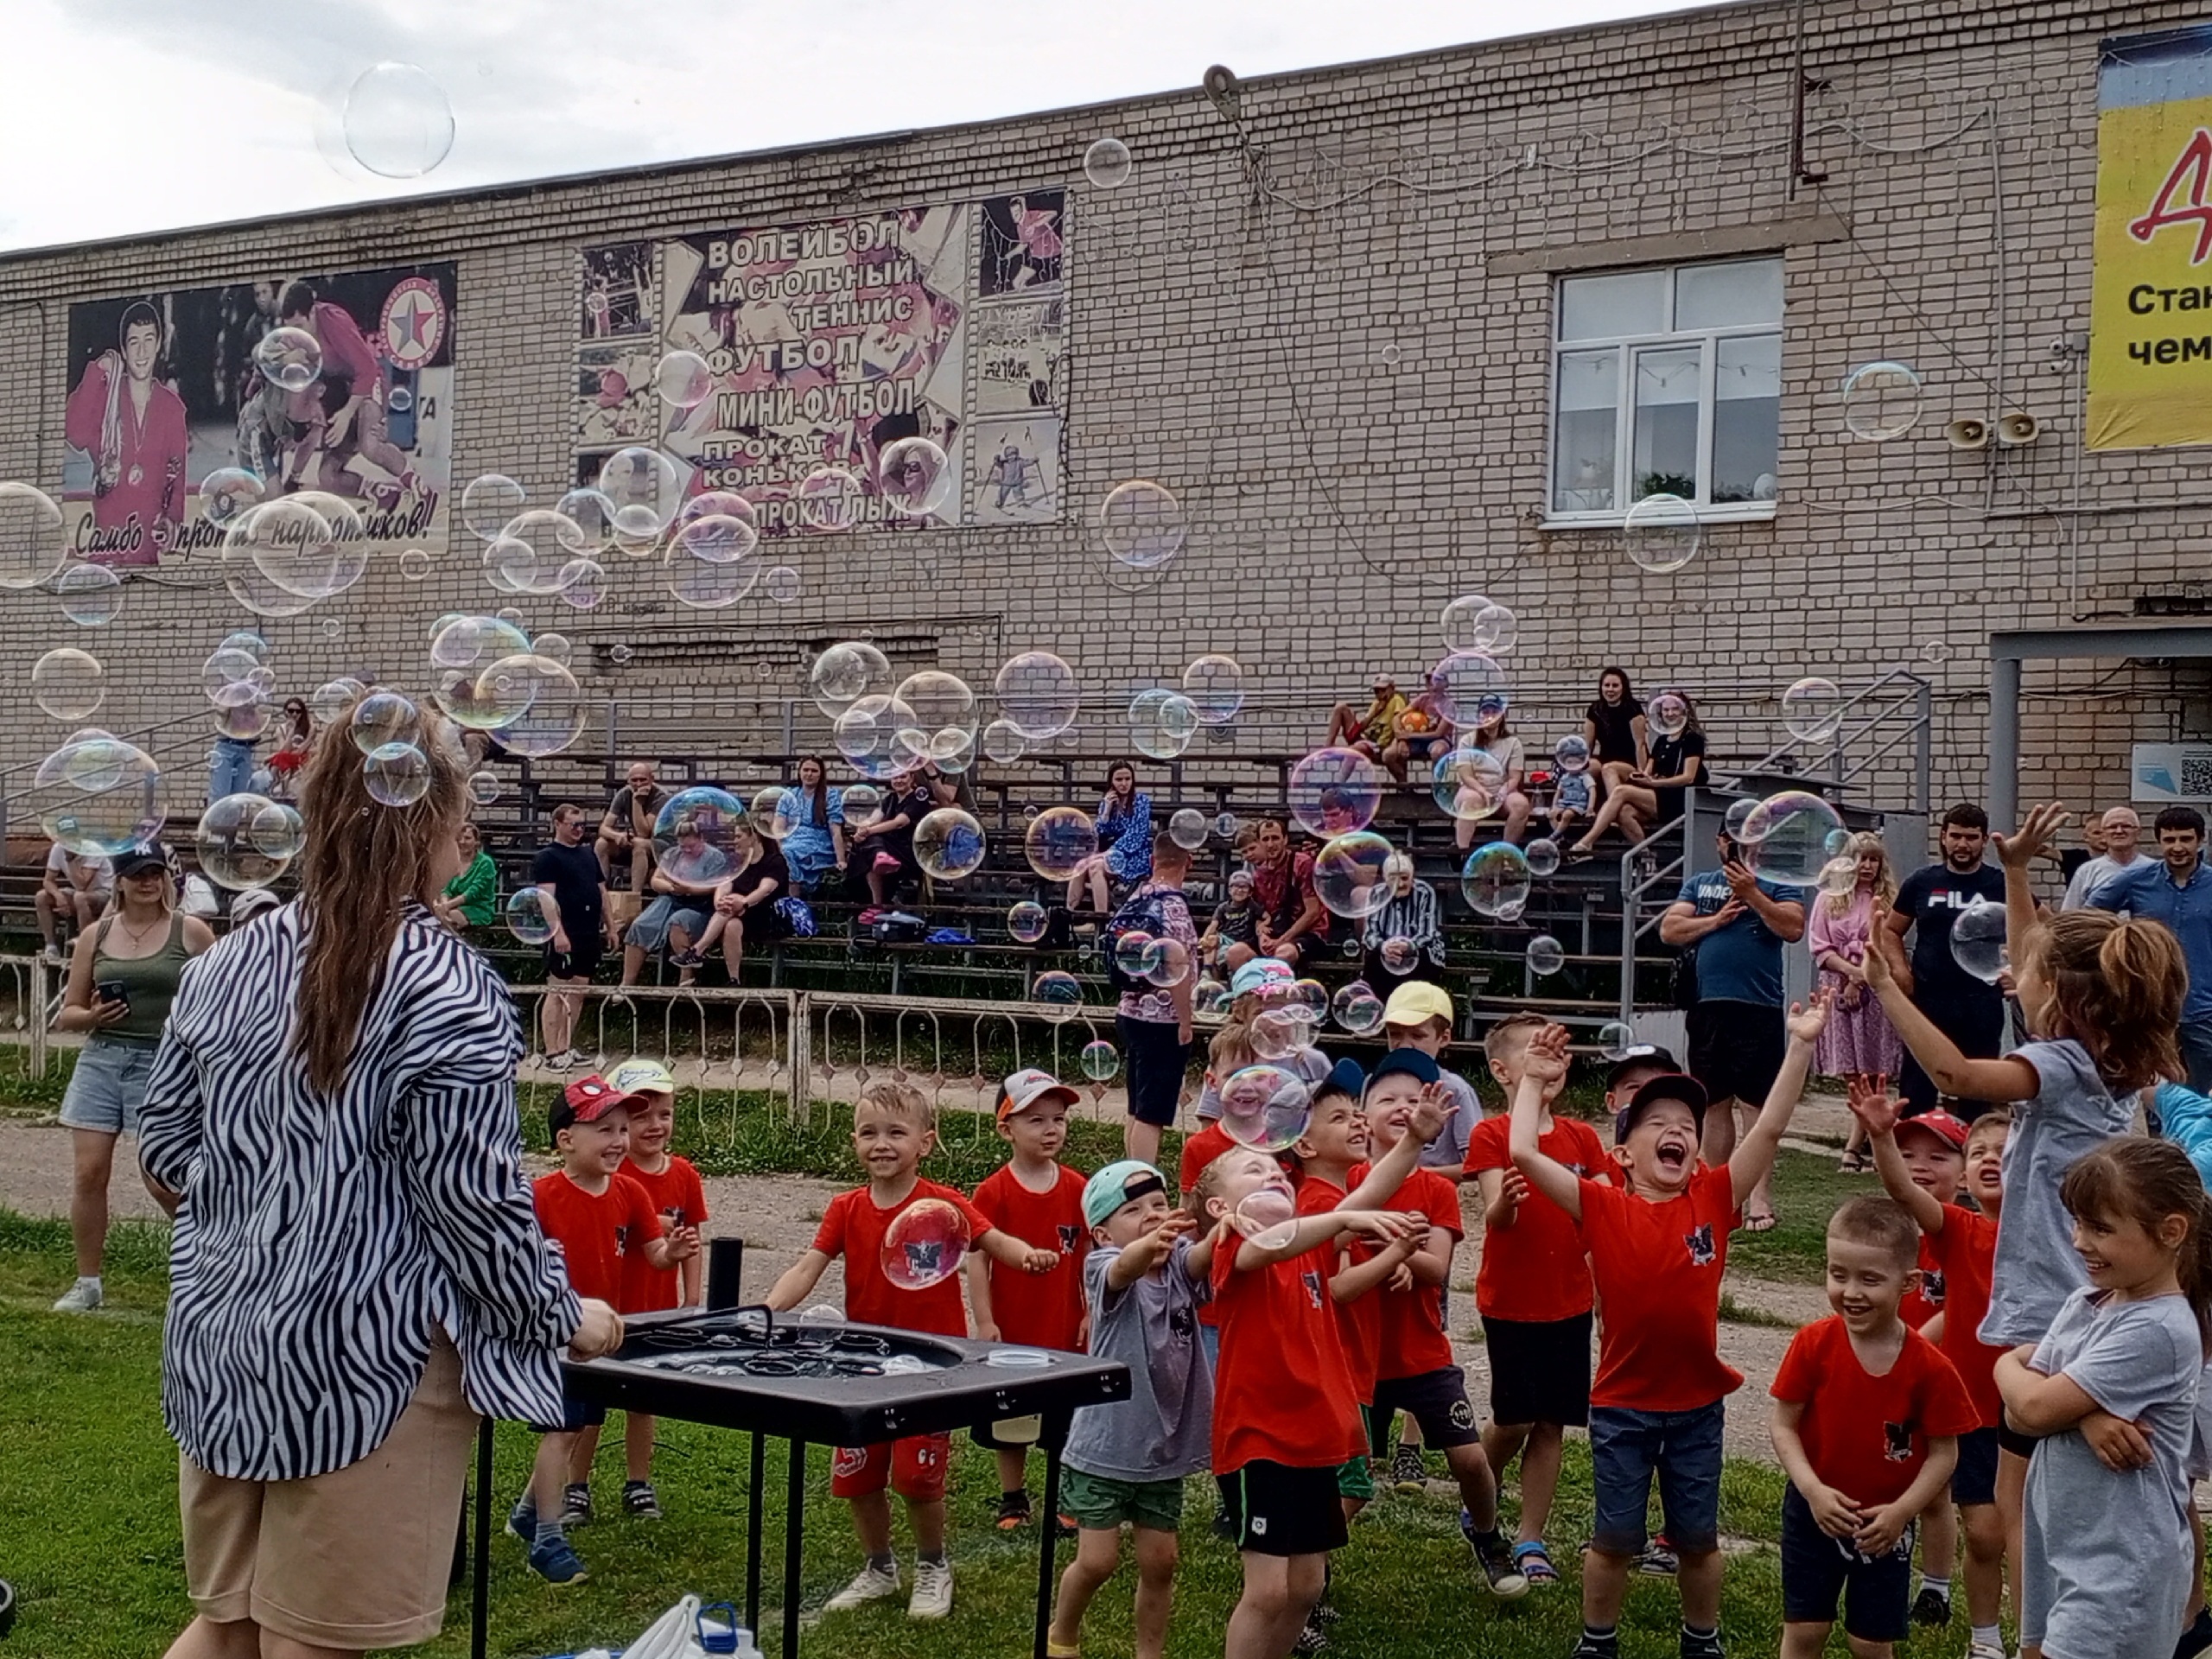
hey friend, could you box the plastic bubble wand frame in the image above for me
[462,1241,1129,1659]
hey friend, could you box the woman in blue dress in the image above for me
[1066,760,1152,914]
[777,754,846,894]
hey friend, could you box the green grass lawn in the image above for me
[0,1206,1970,1659]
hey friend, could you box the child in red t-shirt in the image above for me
[967,1068,1090,1531]
[1463,1011,1609,1587]
[1193,1097,1437,1659]
[1353,1047,1528,1599]
[766,1078,1057,1622]
[1770,1195,1978,1658]
[512,1075,698,1586]
[1511,1002,1827,1659]
[559,1058,708,1526]
[1853,1084,2012,1656]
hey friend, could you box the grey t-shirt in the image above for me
[2021,1288,2202,1656]
[1061,1237,1213,1483]
[1980,1040,2136,1346]
[1422,1066,1479,1170]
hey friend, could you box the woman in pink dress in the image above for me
[1808,830,1904,1169]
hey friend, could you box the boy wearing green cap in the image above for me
[1046,1160,1221,1659]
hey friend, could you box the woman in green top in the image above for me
[51,844,215,1312]
[434,821,498,931]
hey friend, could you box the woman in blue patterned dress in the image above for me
[1065,760,1153,914]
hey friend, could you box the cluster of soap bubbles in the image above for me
[428,613,586,760]
[1438,594,1520,657]
[194,791,306,892]
[27,730,165,861]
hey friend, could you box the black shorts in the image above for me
[1370,1365,1483,1451]
[546,937,603,982]
[1117,1014,1191,1128]
[1482,1312,1593,1428]
[1217,1461,1349,1557]
[1686,999,1786,1108]
[532,1389,606,1433]
[1952,1425,1999,1507]
[1780,1484,1913,1641]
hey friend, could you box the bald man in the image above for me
[2062,806,2145,909]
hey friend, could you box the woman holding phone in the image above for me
[50,843,214,1313]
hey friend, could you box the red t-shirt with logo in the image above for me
[971,1163,1090,1351]
[617,1154,709,1314]
[1930,1204,2003,1426]
[1295,1173,1382,1402]
[1350,1160,1463,1380]
[1464,1112,1605,1323]
[810,1179,994,1338]
[1902,1234,1945,1330]
[1771,1317,1979,1507]
[1181,1119,1242,1330]
[533,1169,664,1306]
[1211,1236,1364,1473]
[1577,1164,1744,1411]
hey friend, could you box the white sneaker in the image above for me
[824,1560,901,1611]
[41,944,63,966]
[52,1278,102,1313]
[1967,1645,2010,1659]
[907,1557,952,1620]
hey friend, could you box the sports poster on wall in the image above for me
[60,264,456,565]
[576,190,1067,535]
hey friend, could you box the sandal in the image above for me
[1838,1152,1870,1173]
[1510,1540,1559,1586]
[1744,1211,1779,1233]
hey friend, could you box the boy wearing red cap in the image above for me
[969,1068,1091,1531]
[512,1075,700,1586]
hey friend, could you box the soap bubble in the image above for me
[766,566,801,603]
[1433,745,1506,821]
[598,447,683,537]
[1129,689,1199,760]
[664,514,760,609]
[981,718,1027,765]
[1645,689,1692,741]
[1081,1039,1120,1083]
[914,807,987,880]
[1113,930,1158,981]
[1032,969,1084,1023]
[1437,594,1492,654]
[1597,1020,1637,1061]
[1841,360,1923,441]
[881,1197,972,1291]
[1781,676,1846,744]
[29,736,162,856]
[467,770,502,806]
[1229,1185,1299,1248]
[343,61,454,179]
[652,787,748,892]
[1378,342,1405,367]
[995,651,1080,739]
[348,690,417,754]
[1430,652,1510,728]
[841,783,883,828]
[194,793,297,890]
[1332,980,1386,1035]
[556,556,607,611]
[1098,480,1185,569]
[796,467,865,531]
[1313,831,1394,920]
[219,630,270,662]
[1219,1064,1313,1154]
[1195,976,1233,1019]
[810,640,893,718]
[1950,898,2009,983]
[654,350,713,408]
[880,436,953,518]
[834,694,925,780]
[1249,1008,1300,1061]
[1921,639,1955,667]
[556,487,621,550]
[399,549,431,580]
[253,327,322,393]
[221,503,345,614]
[216,700,271,743]
[200,467,264,527]
[1182,654,1246,724]
[1007,899,1049,944]
[505,887,552,945]
[1084,137,1134,188]
[1463,842,1532,918]
[1145,936,1192,989]
[1288,747,1382,837]
[1168,807,1208,851]
[531,632,573,668]
[1623,493,1702,574]
[32,647,105,720]
[1817,855,1859,897]
[1723,797,1764,842]
[478,656,585,758]
[1525,837,1562,877]
[1526,935,1567,976]
[1471,604,1519,654]
[1214,811,1241,842]
[1553,734,1591,773]
[1026,806,1097,880]
[362,742,430,807]
[429,613,530,677]
[1738,791,1848,887]
[896,671,977,747]
[1380,938,1421,977]
[461,474,527,542]
[311,677,365,726]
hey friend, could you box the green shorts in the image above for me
[1059,1467,1185,1533]
[1338,1404,1376,1500]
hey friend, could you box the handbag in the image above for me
[773,895,816,938]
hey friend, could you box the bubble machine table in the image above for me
[465,1241,1130,1659]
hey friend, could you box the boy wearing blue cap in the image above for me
[1047,1160,1221,1659]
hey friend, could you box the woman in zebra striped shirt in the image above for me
[138,706,624,1658]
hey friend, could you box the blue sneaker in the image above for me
[506,1496,537,1543]
[526,1534,588,1586]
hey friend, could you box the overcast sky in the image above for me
[4,0,1714,254]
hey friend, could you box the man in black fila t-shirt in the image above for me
[1883,804,2007,1116]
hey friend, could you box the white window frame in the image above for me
[1543,257,1783,530]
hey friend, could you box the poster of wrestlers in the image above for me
[60,263,457,567]
[577,189,1066,534]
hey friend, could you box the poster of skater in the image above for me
[60,264,455,566]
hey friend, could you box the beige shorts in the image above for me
[179,1332,479,1649]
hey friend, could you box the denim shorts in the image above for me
[626,895,709,954]
[58,1040,156,1135]
[1587,1400,1726,1556]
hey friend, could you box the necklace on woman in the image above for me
[112,909,164,951]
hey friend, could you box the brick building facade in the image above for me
[1,0,2209,827]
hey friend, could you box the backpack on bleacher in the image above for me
[1099,884,1177,996]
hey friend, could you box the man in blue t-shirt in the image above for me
[2091,804,2212,1089]
[1660,827,1807,1229]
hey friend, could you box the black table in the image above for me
[467,1242,1129,1659]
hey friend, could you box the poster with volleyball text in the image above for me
[60,264,457,565]
[2092,27,2212,449]
[577,191,1067,536]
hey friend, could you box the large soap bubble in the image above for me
[881,1198,972,1290]
[880,437,953,518]
[1433,745,1507,821]
[597,447,684,537]
[1287,747,1382,838]
[343,61,454,179]
[1645,689,1692,741]
[195,793,301,891]
[1840,360,1923,441]
[1738,791,1847,887]
[1218,1064,1314,1154]
[834,695,926,781]
[913,807,987,880]
[1097,480,1185,569]
[1129,689,1199,760]
[1623,493,1702,574]
[1182,654,1246,725]
[1949,898,2009,983]
[1025,804,1098,880]
[652,787,747,892]
[54,563,122,626]
[811,640,893,719]
[1084,137,1134,188]
[479,655,586,758]
[1431,652,1510,729]
[1437,594,1493,654]
[505,887,553,945]
[664,514,761,608]
[1781,677,1846,744]
[32,648,105,721]
[253,327,322,393]
[461,474,527,541]
[995,651,1080,740]
[654,350,713,409]
[29,737,162,856]
[1462,842,1532,918]
[1313,831,1395,920]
